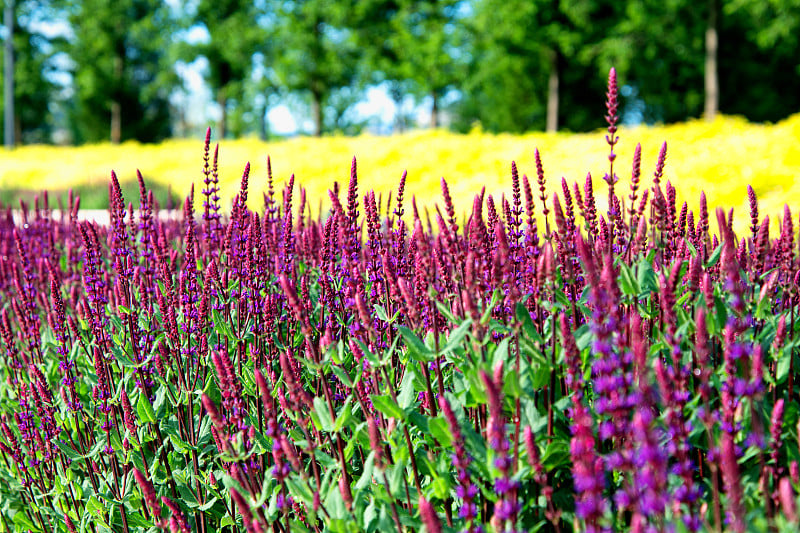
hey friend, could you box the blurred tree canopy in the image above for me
[58,0,177,143]
[179,0,268,139]
[271,0,361,137]
[1,0,59,144]
[1,0,798,144]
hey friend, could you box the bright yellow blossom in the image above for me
[2,114,798,234]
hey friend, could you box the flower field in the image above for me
[1,112,799,235]
[0,71,798,532]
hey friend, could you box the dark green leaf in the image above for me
[397,371,416,409]
[705,243,723,269]
[137,392,157,424]
[371,394,405,421]
[428,417,452,447]
[637,259,658,294]
[396,326,434,362]
[314,396,334,433]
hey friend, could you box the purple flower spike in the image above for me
[162,497,191,533]
[419,495,442,533]
[481,363,521,531]
[439,395,479,531]
[133,467,161,521]
[231,487,263,533]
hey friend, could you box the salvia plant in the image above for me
[0,69,798,533]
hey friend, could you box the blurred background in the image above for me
[2,0,799,145]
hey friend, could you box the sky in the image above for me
[175,56,425,136]
[175,54,414,136]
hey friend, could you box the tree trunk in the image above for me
[390,83,405,133]
[704,0,719,121]
[4,0,15,148]
[430,91,439,129]
[110,55,123,144]
[217,89,227,139]
[258,99,268,141]
[311,90,322,137]
[110,102,121,144]
[546,49,559,133]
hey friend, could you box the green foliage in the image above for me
[0,0,59,143]
[181,0,271,138]
[6,0,800,141]
[59,0,177,143]
[718,0,800,122]
[271,0,361,136]
[455,0,624,132]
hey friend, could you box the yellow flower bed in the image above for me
[2,114,799,233]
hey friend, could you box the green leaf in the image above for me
[618,262,639,296]
[371,394,405,421]
[396,326,434,362]
[374,304,399,323]
[388,459,407,495]
[355,339,384,368]
[442,319,472,353]
[713,295,728,332]
[212,309,237,341]
[481,290,502,324]
[355,452,375,490]
[178,483,200,508]
[777,349,791,383]
[331,365,353,388]
[125,513,155,528]
[397,371,416,409]
[286,477,315,506]
[516,302,543,344]
[637,259,658,294]
[407,410,429,433]
[435,299,461,325]
[334,397,354,432]
[541,440,570,468]
[574,324,592,352]
[85,495,104,516]
[56,440,84,461]
[12,510,37,530]
[429,475,450,500]
[705,243,723,269]
[198,497,219,512]
[314,396,334,433]
[137,392,157,424]
[492,337,511,369]
[428,417,452,447]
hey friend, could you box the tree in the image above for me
[456,0,625,133]
[452,0,547,133]
[620,0,800,124]
[705,0,718,120]
[1,0,58,144]
[717,0,800,122]
[607,0,705,124]
[60,0,177,143]
[181,0,268,139]
[385,0,467,128]
[272,0,360,136]
[3,0,14,147]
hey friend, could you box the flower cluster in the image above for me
[0,69,795,533]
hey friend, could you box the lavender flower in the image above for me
[439,396,479,531]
